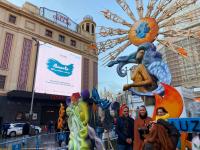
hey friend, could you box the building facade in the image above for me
[157,5,200,87]
[0,0,98,125]
[158,37,200,87]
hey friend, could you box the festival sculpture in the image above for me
[94,0,200,118]
[57,103,65,130]
[66,93,90,150]
[66,91,107,150]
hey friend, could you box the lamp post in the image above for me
[29,37,40,121]
[122,67,129,104]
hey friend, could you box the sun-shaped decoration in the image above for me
[96,0,200,64]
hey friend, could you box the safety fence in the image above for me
[0,131,69,150]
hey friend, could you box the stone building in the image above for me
[0,0,97,125]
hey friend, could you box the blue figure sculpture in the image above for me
[107,42,171,96]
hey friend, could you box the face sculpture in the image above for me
[136,49,145,64]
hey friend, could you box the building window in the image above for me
[92,24,94,34]
[83,58,89,90]
[82,25,84,30]
[45,29,53,37]
[59,35,65,43]
[93,62,98,87]
[86,23,90,32]
[0,33,14,70]
[0,75,6,89]
[17,38,32,90]
[8,14,16,24]
[70,39,76,47]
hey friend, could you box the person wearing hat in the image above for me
[116,104,134,150]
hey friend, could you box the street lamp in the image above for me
[122,67,129,104]
[29,37,40,121]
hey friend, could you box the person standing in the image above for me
[2,123,9,138]
[134,105,152,150]
[22,122,30,136]
[143,122,174,150]
[155,107,180,149]
[22,122,30,146]
[116,104,134,150]
[155,107,170,121]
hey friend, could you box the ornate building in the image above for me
[0,0,97,124]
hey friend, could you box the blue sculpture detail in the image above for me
[107,42,172,96]
[92,88,111,110]
[136,22,150,38]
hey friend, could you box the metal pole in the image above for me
[125,67,128,84]
[29,38,40,120]
[125,67,128,105]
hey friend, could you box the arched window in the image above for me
[86,23,90,32]
[92,24,95,34]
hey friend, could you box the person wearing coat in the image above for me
[134,105,152,150]
[116,104,134,150]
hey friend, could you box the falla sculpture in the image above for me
[93,0,200,118]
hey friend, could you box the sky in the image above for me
[7,0,148,94]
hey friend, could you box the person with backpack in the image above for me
[156,119,180,149]
[143,122,175,150]
[142,107,180,150]
[155,107,180,148]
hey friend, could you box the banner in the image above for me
[168,118,200,132]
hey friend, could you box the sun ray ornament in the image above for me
[99,26,129,37]
[95,0,200,118]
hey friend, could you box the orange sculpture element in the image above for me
[57,103,65,129]
[152,83,183,120]
[176,47,188,57]
[88,43,98,51]
[129,18,159,46]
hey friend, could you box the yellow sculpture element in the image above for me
[66,95,89,150]
[129,18,159,46]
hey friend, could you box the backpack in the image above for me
[157,119,180,146]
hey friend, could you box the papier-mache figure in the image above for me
[66,92,89,150]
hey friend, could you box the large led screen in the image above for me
[34,42,82,96]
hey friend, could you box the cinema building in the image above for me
[0,0,98,125]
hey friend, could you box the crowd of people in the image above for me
[63,101,180,150]
[0,103,193,150]
[114,105,180,150]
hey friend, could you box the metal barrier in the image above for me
[0,131,69,150]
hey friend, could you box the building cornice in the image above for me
[0,20,98,60]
